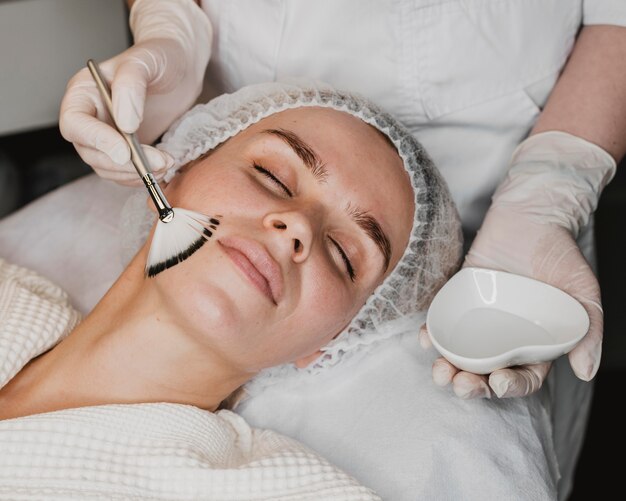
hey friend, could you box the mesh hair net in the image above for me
[154,80,462,392]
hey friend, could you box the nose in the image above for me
[263,211,314,263]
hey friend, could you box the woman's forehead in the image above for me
[247,108,403,174]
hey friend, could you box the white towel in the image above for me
[0,258,380,500]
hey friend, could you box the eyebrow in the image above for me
[262,128,393,272]
[346,204,392,272]
[264,128,328,181]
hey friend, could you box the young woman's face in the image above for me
[155,107,414,372]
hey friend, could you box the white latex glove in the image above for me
[59,0,212,186]
[419,131,616,399]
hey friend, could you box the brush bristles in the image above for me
[145,208,220,278]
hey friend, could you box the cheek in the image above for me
[270,263,365,364]
[166,163,272,217]
[308,269,357,328]
[157,257,241,340]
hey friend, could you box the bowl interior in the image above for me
[427,268,589,359]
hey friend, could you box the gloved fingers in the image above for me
[432,357,458,386]
[418,323,433,349]
[568,297,604,381]
[74,144,171,186]
[488,362,551,398]
[73,144,134,182]
[110,51,157,134]
[451,371,492,399]
[110,41,188,134]
[427,332,490,398]
[60,78,131,166]
[433,356,494,399]
[74,143,170,176]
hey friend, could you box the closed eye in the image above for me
[329,236,356,282]
[253,164,293,197]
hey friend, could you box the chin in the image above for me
[149,263,237,338]
[181,281,243,337]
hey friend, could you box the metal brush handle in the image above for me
[86,59,174,223]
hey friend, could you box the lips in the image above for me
[218,236,283,305]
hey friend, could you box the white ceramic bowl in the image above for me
[426,267,590,374]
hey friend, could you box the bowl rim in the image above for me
[426,267,590,366]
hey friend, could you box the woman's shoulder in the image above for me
[0,258,78,307]
[0,258,80,387]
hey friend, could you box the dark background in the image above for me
[569,157,626,499]
[0,124,624,499]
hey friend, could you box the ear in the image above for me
[294,350,324,369]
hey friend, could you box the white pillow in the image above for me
[0,174,591,500]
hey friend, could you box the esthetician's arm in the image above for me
[532,25,626,160]
[423,25,626,399]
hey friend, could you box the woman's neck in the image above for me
[0,253,251,420]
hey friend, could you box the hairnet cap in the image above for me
[157,80,463,391]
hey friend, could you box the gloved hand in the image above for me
[419,131,617,399]
[59,0,212,186]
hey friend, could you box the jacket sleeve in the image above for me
[583,0,626,26]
